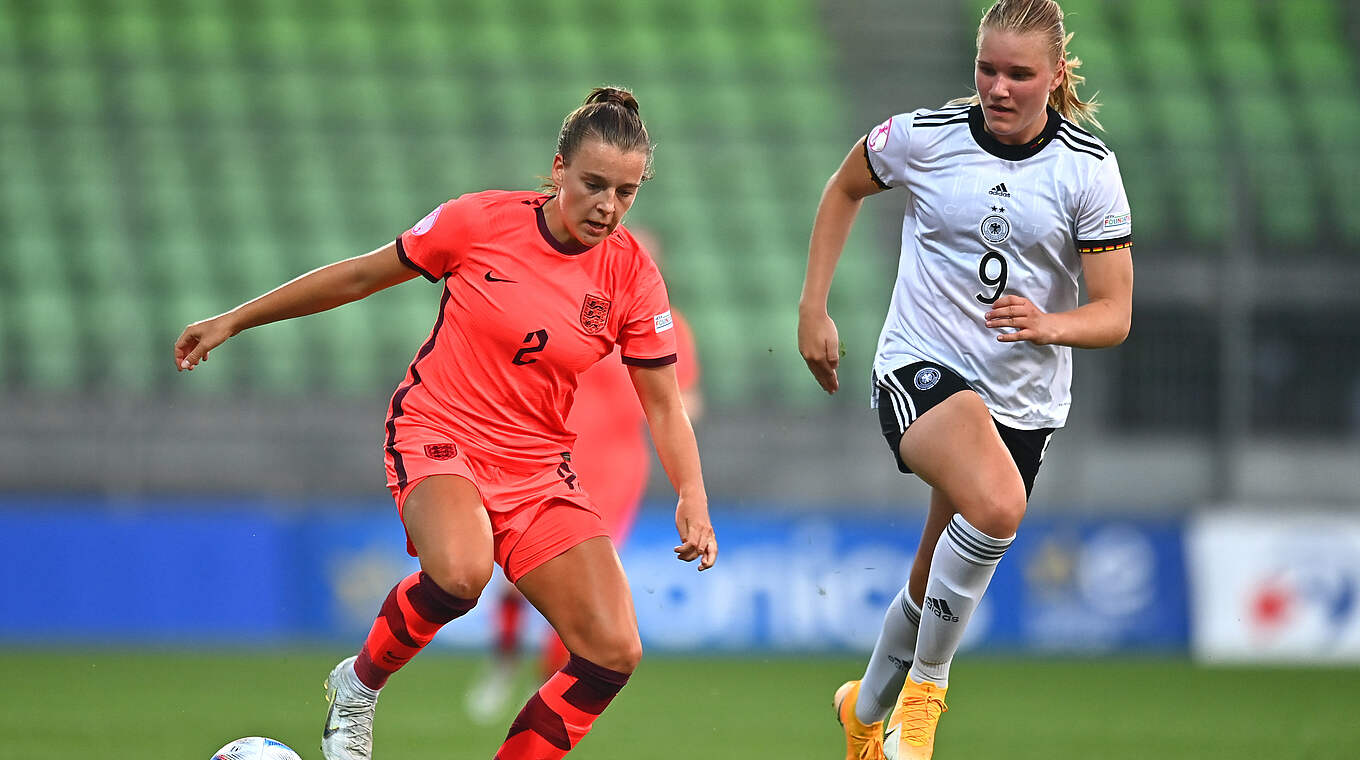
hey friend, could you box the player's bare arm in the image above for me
[628,363,716,570]
[799,136,888,394]
[174,242,418,370]
[985,247,1132,348]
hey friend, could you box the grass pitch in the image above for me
[2,651,1357,759]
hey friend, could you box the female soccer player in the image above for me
[797,2,1132,758]
[467,236,703,722]
[173,87,717,760]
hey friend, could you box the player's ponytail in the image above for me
[544,86,653,192]
[949,0,1102,130]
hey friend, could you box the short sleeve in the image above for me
[396,195,482,281]
[863,113,915,189]
[1073,154,1133,254]
[617,264,678,367]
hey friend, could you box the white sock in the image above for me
[854,587,921,725]
[344,660,380,699]
[908,514,1012,688]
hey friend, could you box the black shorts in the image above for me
[874,361,1055,497]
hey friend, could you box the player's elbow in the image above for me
[1100,315,1130,348]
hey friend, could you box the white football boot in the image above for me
[322,656,379,760]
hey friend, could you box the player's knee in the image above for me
[593,631,643,674]
[571,624,642,674]
[963,482,1027,538]
[419,557,492,601]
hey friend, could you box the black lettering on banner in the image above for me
[512,329,549,365]
[975,250,1009,304]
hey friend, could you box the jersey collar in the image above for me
[535,197,593,256]
[968,105,1061,161]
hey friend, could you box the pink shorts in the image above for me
[384,433,609,583]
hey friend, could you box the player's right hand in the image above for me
[174,316,234,371]
[797,309,841,394]
[674,496,717,571]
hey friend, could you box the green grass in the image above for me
[2,651,1358,759]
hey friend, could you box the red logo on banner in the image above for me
[423,443,458,460]
[580,294,611,334]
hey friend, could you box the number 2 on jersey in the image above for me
[512,329,549,365]
[975,250,1009,304]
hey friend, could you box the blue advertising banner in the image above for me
[0,498,1188,652]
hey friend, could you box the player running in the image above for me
[797,2,1133,758]
[173,87,716,760]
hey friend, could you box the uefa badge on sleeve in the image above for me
[868,117,893,152]
[410,205,442,236]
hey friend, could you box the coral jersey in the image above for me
[388,191,678,475]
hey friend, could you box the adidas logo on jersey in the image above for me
[988,182,1011,198]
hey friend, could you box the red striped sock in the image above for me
[495,655,631,759]
[353,571,477,690]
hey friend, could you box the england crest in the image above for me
[580,294,611,334]
[424,443,458,460]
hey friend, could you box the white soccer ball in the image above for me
[212,736,303,760]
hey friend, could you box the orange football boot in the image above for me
[882,676,947,759]
[834,680,884,760]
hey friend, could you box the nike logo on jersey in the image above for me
[484,271,517,283]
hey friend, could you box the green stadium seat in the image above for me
[1201,0,1263,39]
[3,0,873,404]
[175,7,238,65]
[1152,90,1221,150]
[1205,38,1277,95]
[1126,0,1190,38]
[310,303,383,396]
[105,7,166,65]
[39,68,104,124]
[1074,35,1123,90]
[1167,151,1227,247]
[1092,95,1144,148]
[1273,0,1340,41]
[1300,95,1360,151]
[1232,94,1301,149]
[89,289,157,392]
[1283,40,1357,91]
[37,9,92,55]
[16,288,82,391]
[1053,0,1105,23]
[239,318,312,394]
[1113,148,1167,243]
[1244,148,1321,247]
[1138,37,1207,94]
[123,67,179,125]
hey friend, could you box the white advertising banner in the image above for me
[1187,511,1360,663]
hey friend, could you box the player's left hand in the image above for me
[985,295,1056,345]
[674,497,717,571]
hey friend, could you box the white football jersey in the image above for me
[864,103,1132,430]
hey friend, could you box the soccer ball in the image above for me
[211,736,302,760]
